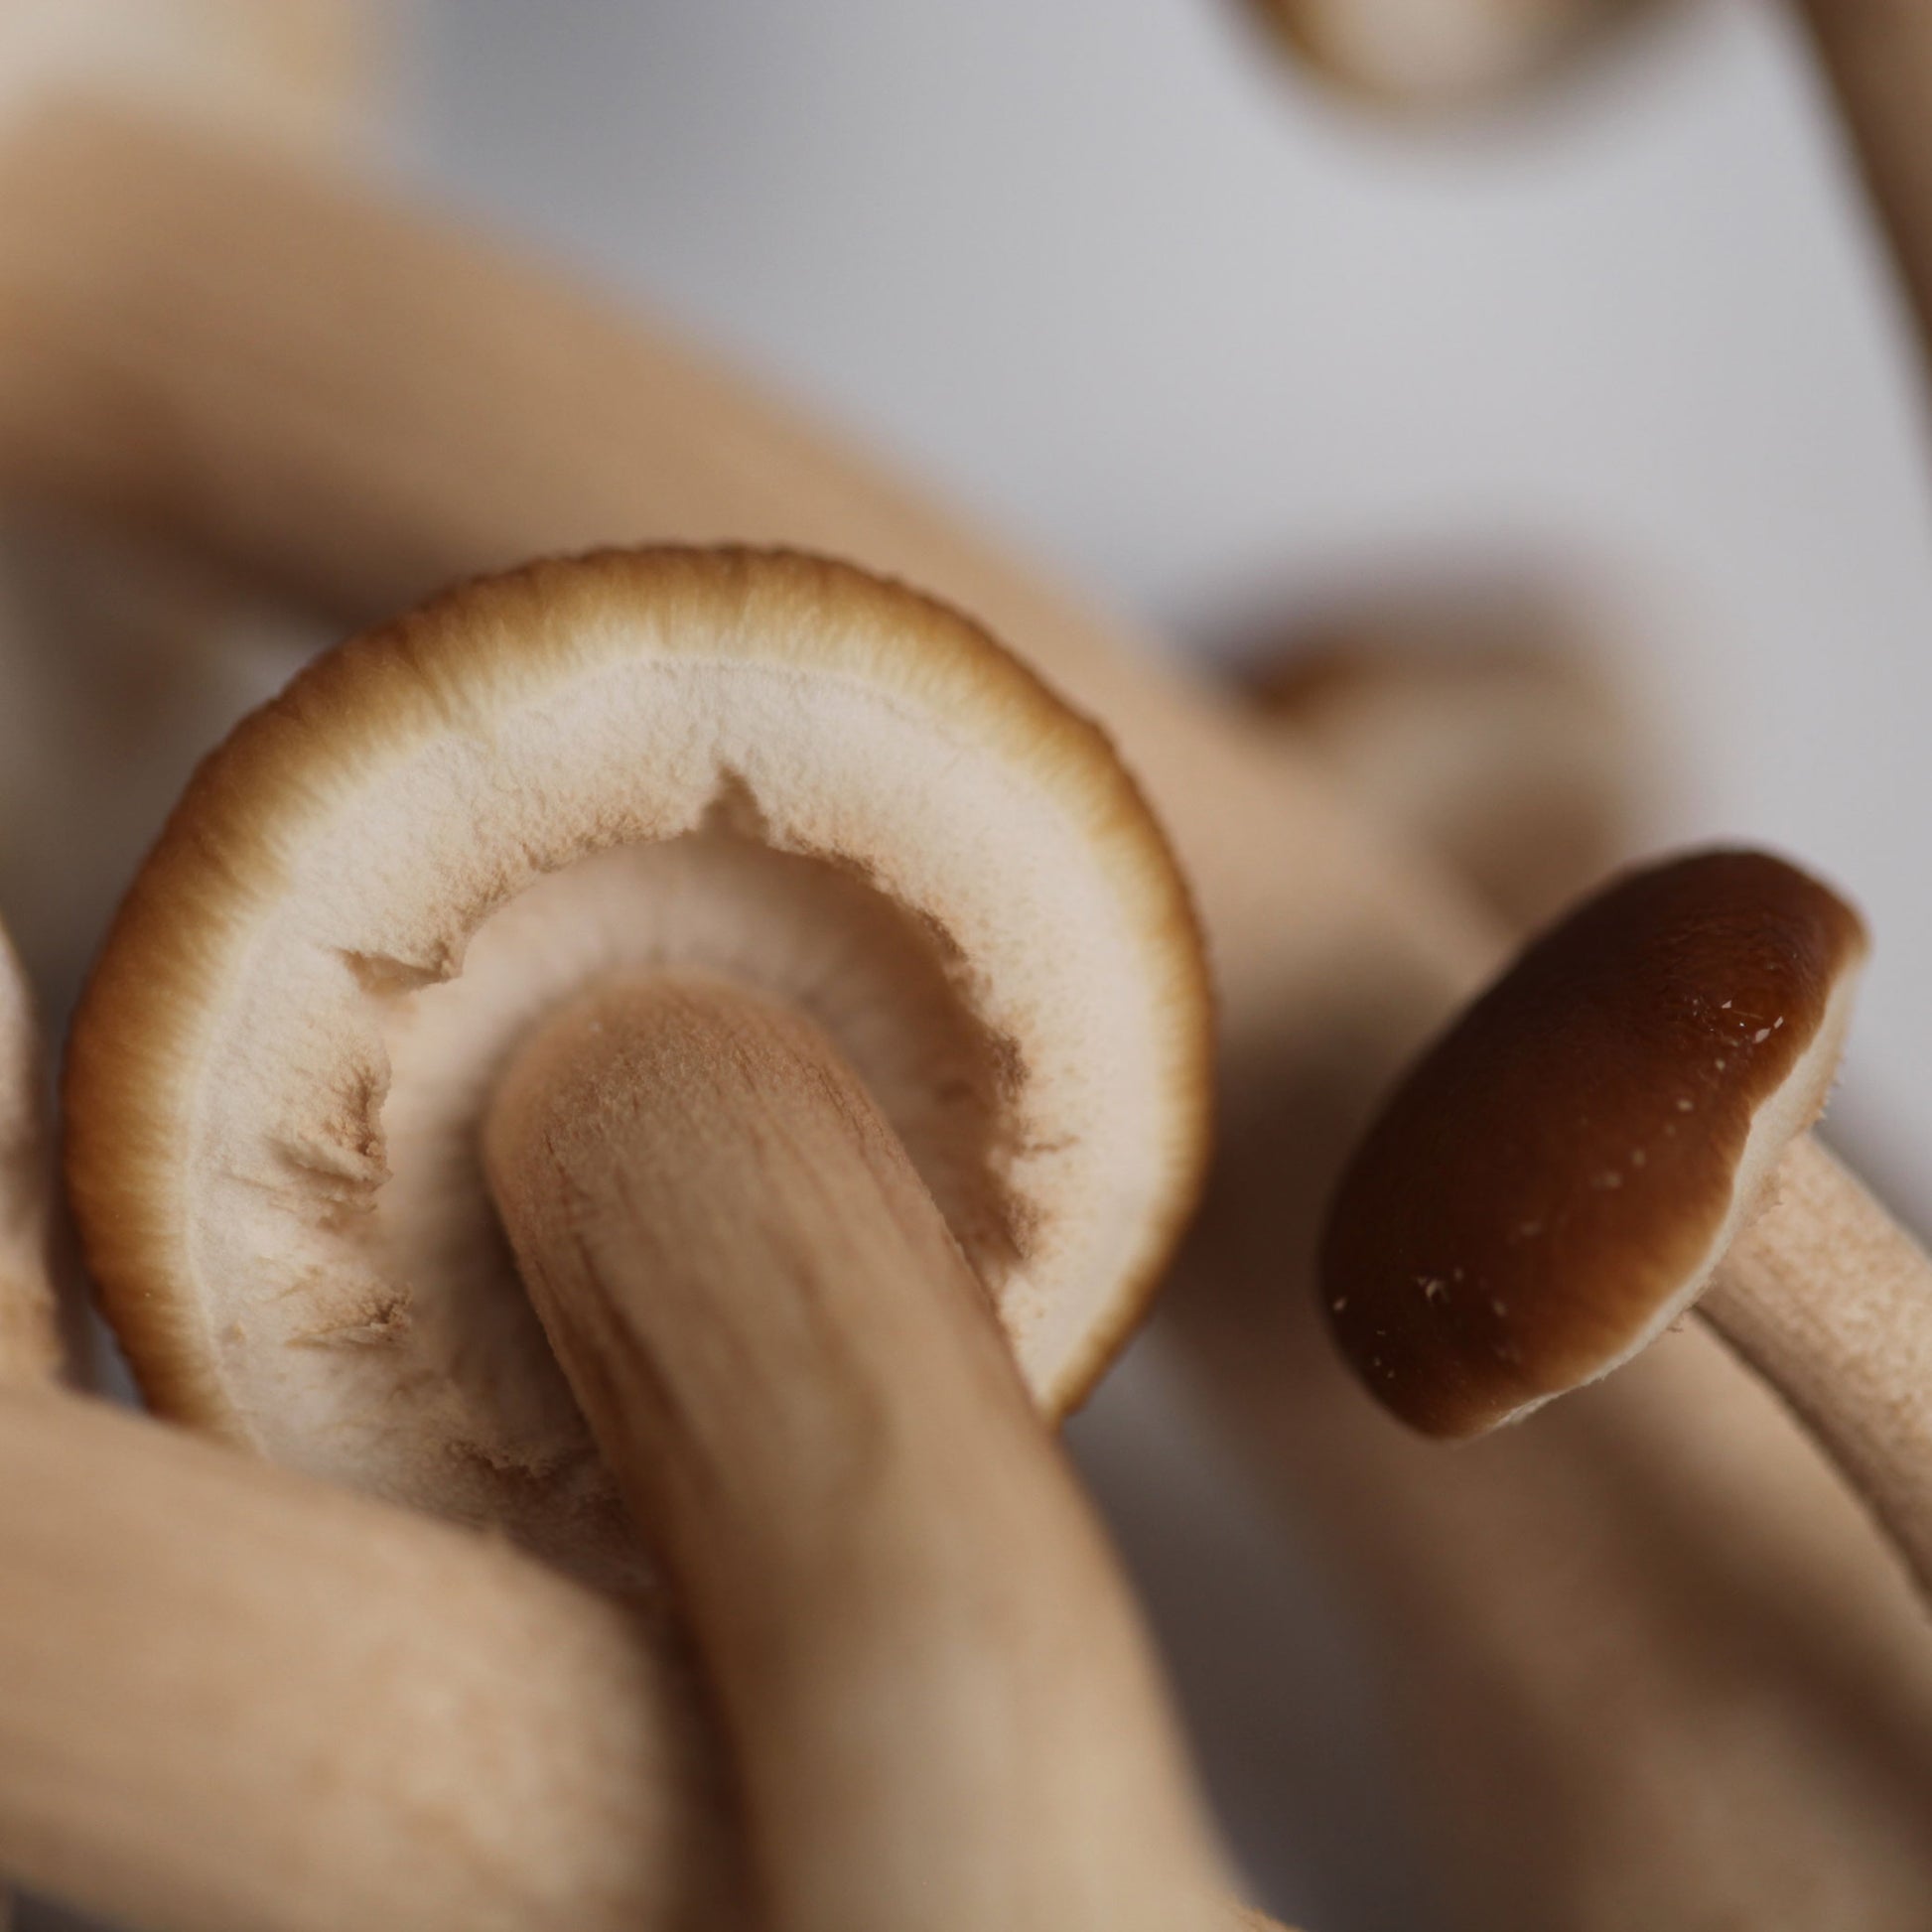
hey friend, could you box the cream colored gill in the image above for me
[179,649,1184,1576]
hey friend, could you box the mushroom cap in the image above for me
[1318,849,1866,1437]
[1241,0,1649,110]
[0,920,58,1383]
[68,547,1212,1583]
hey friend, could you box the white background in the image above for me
[388,4,1932,1922]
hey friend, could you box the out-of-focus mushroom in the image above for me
[487,975,1236,1929]
[1242,580,1640,930]
[68,547,1212,1593]
[1322,848,1932,1594]
[26,127,1932,1920]
[1233,0,1654,113]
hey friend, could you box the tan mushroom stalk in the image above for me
[0,925,59,1386]
[1233,0,1655,113]
[1322,848,1932,1595]
[487,977,1233,1930]
[1793,0,1932,367]
[32,120,1932,1923]
[0,1390,739,1932]
[0,917,69,1932]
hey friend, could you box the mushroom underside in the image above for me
[102,621,1193,1587]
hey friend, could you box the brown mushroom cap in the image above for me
[1318,848,1866,1437]
[68,547,1212,1585]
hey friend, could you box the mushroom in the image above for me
[26,131,1932,1918]
[68,545,1291,1926]
[1321,847,1932,1594]
[1231,0,1656,113]
[68,546,1211,1589]
[1241,577,1641,930]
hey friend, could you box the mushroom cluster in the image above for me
[1,3,1931,1927]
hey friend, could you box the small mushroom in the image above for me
[0,929,51,1376]
[0,918,64,1384]
[1321,847,1932,1592]
[69,548,1211,1594]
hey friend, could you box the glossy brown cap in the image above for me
[1319,848,1867,1436]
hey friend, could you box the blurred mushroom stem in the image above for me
[1795,0,1932,363]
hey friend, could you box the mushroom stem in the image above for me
[0,926,57,1385]
[0,1387,741,1932]
[1706,1132,1932,1595]
[1792,0,1932,356]
[484,975,1236,1932]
